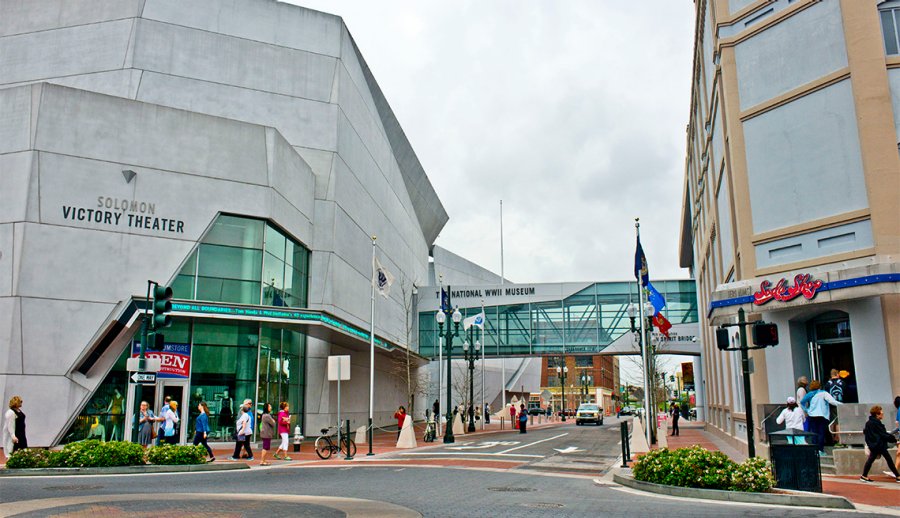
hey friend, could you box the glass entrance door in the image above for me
[156,381,189,444]
[808,312,857,403]
[125,382,157,443]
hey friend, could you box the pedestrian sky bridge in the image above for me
[417,279,699,359]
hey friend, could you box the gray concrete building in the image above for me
[0,0,462,446]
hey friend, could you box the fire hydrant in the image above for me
[293,425,304,452]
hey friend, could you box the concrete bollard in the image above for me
[355,425,367,445]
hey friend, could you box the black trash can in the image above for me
[768,429,821,492]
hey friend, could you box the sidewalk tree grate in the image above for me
[523,502,565,509]
[487,487,536,492]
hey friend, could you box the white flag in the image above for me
[463,312,486,330]
[373,256,394,298]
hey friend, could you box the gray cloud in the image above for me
[290,1,695,284]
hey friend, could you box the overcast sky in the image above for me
[292,1,695,285]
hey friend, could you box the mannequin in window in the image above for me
[88,416,106,441]
[219,389,234,431]
[105,388,124,441]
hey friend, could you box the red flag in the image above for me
[652,313,672,338]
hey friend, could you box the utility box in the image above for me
[768,429,821,493]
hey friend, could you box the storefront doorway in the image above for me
[807,311,857,403]
[125,379,189,444]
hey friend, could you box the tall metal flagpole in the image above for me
[635,219,652,445]
[437,274,443,437]
[481,299,485,430]
[368,235,376,455]
[499,200,506,412]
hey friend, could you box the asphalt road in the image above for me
[383,416,623,475]
[0,421,883,517]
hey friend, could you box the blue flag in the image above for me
[634,236,649,287]
[647,282,666,316]
[440,287,451,313]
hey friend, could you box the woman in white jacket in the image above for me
[776,396,806,430]
[4,395,26,455]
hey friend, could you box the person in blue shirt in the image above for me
[800,380,841,453]
[192,401,214,462]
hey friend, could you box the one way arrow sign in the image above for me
[553,446,584,454]
[130,372,157,384]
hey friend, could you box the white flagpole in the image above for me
[368,235,376,455]
[635,219,652,445]
[499,200,506,413]
[437,275,443,437]
[481,299,485,430]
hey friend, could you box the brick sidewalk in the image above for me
[653,421,900,509]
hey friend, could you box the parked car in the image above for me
[528,407,543,416]
[618,407,634,416]
[557,408,576,417]
[575,403,603,426]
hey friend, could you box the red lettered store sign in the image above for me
[753,274,824,306]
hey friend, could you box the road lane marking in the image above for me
[397,452,544,458]
[552,446,584,454]
[496,433,569,454]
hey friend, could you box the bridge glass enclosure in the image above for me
[418,280,698,358]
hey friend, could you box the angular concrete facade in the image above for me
[0,0,450,445]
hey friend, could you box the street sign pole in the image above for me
[130,280,152,443]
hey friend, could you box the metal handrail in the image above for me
[757,406,785,439]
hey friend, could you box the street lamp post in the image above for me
[628,301,657,443]
[435,306,462,443]
[580,372,592,404]
[463,330,481,433]
[556,360,568,421]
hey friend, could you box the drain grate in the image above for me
[523,502,565,509]
[43,485,104,491]
[487,487,536,492]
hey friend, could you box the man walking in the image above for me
[669,403,680,436]
[229,399,254,461]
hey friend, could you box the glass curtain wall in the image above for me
[63,214,310,444]
[417,280,698,358]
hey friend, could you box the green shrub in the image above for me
[146,444,207,465]
[5,448,53,469]
[730,456,776,493]
[632,445,774,493]
[53,440,146,468]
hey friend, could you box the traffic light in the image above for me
[152,285,173,330]
[148,331,166,352]
[752,322,779,347]
[716,328,730,350]
[669,375,675,383]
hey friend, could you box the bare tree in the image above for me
[621,332,677,411]
[390,276,428,417]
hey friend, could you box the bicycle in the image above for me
[423,419,436,442]
[314,426,357,459]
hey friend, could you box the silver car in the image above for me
[575,403,603,426]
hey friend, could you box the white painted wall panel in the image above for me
[141,0,342,58]
[19,298,115,375]
[0,85,33,154]
[136,72,339,152]
[743,80,867,233]
[735,1,847,109]
[0,151,35,224]
[132,19,337,103]
[0,19,133,85]
[34,85,269,185]
[0,0,141,37]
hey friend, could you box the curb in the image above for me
[0,462,250,477]
[611,473,855,510]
